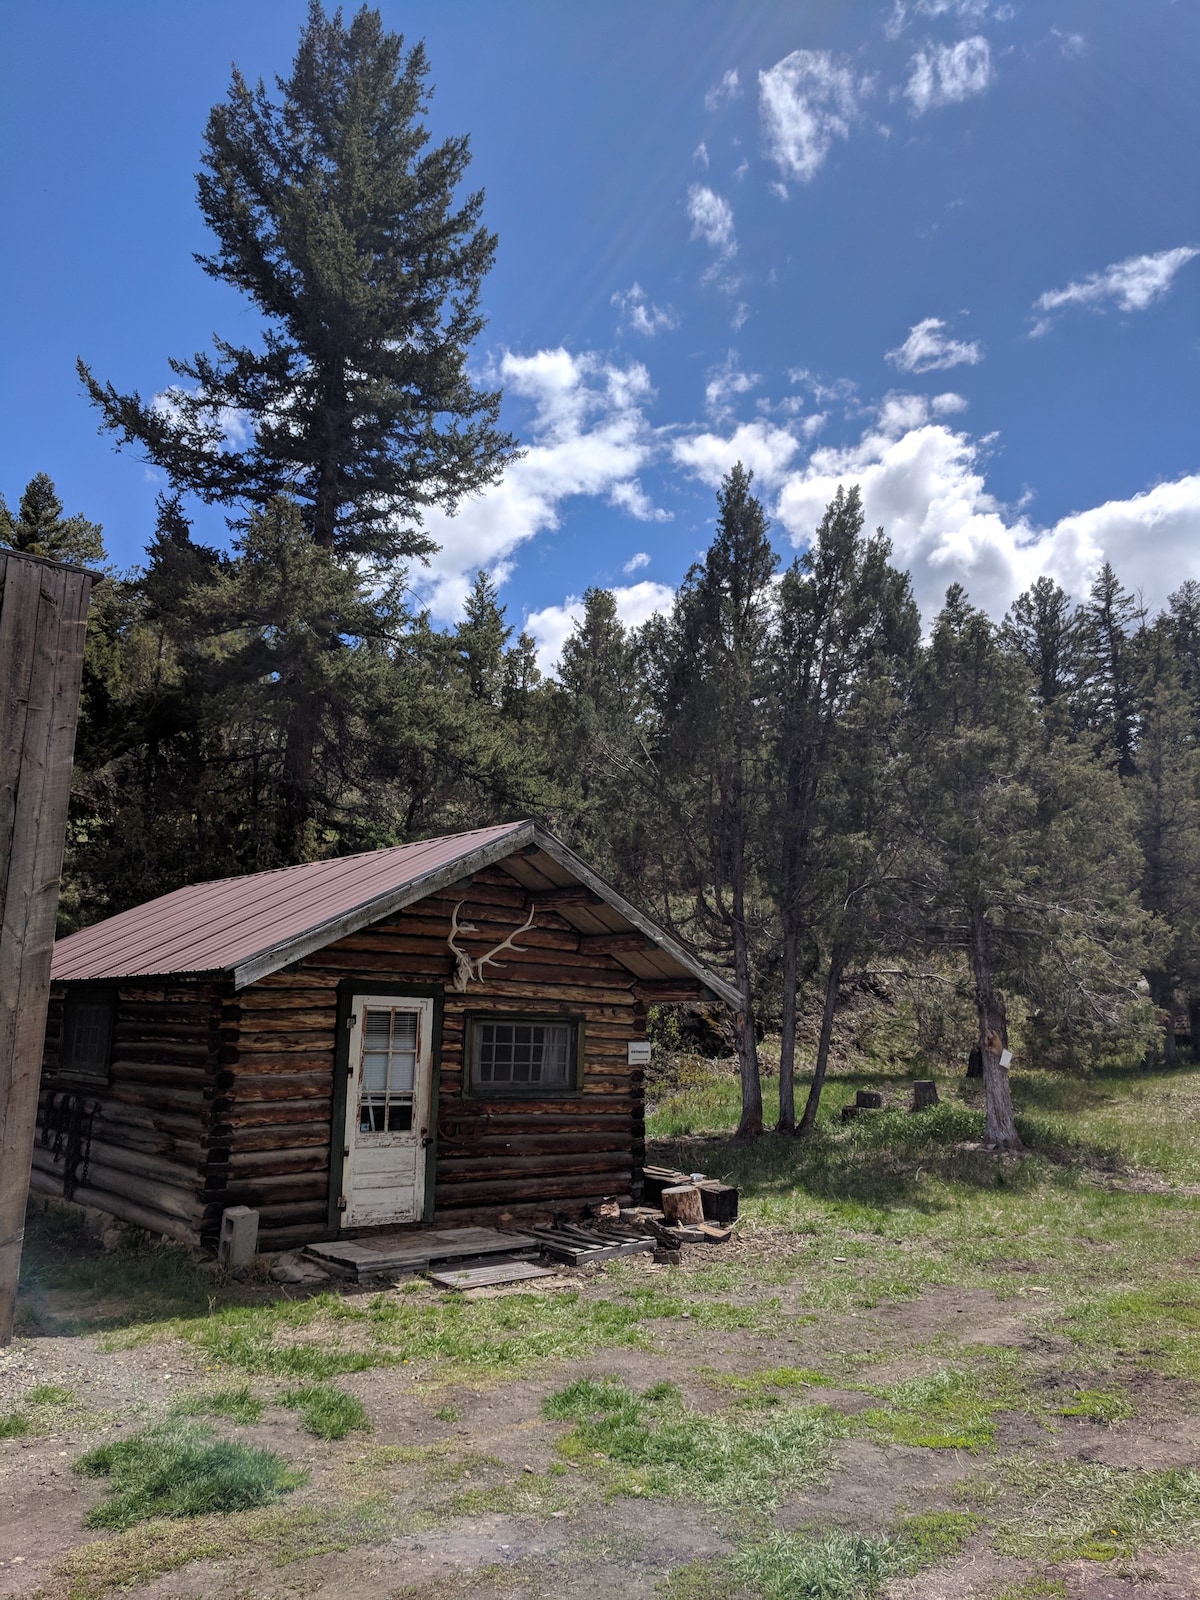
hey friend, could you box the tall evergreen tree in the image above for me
[0,473,106,566]
[642,463,776,1136]
[771,486,918,1132]
[1002,576,1078,711]
[1076,562,1144,775]
[77,4,518,857]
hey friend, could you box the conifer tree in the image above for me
[642,463,776,1136]
[79,4,515,560]
[0,473,106,566]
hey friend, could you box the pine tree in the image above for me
[0,473,106,566]
[1076,562,1144,775]
[1001,576,1079,711]
[771,486,918,1132]
[642,463,776,1137]
[79,4,515,560]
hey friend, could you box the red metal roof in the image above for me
[51,822,528,985]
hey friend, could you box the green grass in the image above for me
[280,1384,370,1440]
[986,1459,1200,1562]
[544,1376,841,1509]
[892,1510,979,1567]
[1050,1387,1133,1423]
[28,1383,75,1404]
[173,1385,263,1426]
[854,1365,1014,1451]
[0,1410,31,1438]
[74,1422,306,1530]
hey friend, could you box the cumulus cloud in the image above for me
[771,393,1200,622]
[1030,245,1199,335]
[415,348,659,619]
[888,0,995,30]
[704,68,741,111]
[612,282,679,337]
[704,352,761,421]
[526,580,676,677]
[759,50,863,182]
[905,37,994,114]
[886,316,984,374]
[623,551,651,574]
[672,418,802,492]
[609,479,672,522]
[687,185,737,256]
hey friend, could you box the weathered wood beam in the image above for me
[577,932,656,954]
[0,551,100,1345]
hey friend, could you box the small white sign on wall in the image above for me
[627,1041,652,1066]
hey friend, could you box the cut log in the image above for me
[660,1184,704,1225]
[912,1080,939,1111]
[855,1090,883,1109]
[697,1180,739,1225]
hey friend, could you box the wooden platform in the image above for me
[304,1225,539,1280]
[427,1259,558,1291]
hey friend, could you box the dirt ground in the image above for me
[2,1242,1199,1600]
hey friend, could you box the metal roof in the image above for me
[50,821,742,1007]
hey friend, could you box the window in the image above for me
[59,991,114,1082]
[467,1015,582,1097]
[358,1007,418,1133]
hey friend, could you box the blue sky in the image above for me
[2,1,1198,669]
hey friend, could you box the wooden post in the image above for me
[0,550,100,1345]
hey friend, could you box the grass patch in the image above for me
[74,1421,305,1530]
[28,1383,75,1405]
[892,1510,978,1567]
[854,1366,1008,1450]
[46,1505,350,1600]
[544,1376,840,1509]
[1050,1387,1133,1423]
[173,1385,263,1426]
[1059,1287,1200,1382]
[280,1384,370,1440]
[988,1458,1200,1562]
[433,1403,461,1422]
[0,1409,31,1438]
[705,1365,828,1402]
[446,1470,574,1518]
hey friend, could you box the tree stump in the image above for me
[660,1185,705,1225]
[855,1090,883,1109]
[912,1080,939,1111]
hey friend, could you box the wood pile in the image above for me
[641,1163,738,1225]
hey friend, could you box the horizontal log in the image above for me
[227,1100,333,1128]
[232,1036,337,1057]
[29,1168,65,1199]
[214,1154,328,1184]
[82,1137,205,1185]
[257,1222,334,1250]
[225,1127,330,1154]
[433,1174,631,1207]
[108,1084,207,1113]
[82,1161,205,1223]
[210,1175,327,1206]
[225,1137,329,1166]
[109,1061,212,1086]
[245,1199,328,1225]
[436,1152,633,1179]
[70,1184,201,1244]
[229,1073,333,1102]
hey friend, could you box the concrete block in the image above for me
[218,1205,259,1270]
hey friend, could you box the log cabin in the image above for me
[32,821,739,1253]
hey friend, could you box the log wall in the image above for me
[34,982,225,1244]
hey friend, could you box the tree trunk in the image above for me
[777,925,798,1132]
[1149,974,1177,1067]
[731,900,762,1138]
[969,907,1022,1150]
[796,945,846,1138]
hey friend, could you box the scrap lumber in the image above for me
[643,1164,739,1224]
[531,1221,656,1266]
[427,1259,558,1291]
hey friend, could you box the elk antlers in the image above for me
[447,901,537,992]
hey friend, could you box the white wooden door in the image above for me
[342,995,434,1227]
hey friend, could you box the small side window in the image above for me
[59,991,114,1082]
[466,1014,583,1097]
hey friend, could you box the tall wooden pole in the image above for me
[0,550,99,1345]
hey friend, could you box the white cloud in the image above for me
[672,418,802,492]
[415,348,658,619]
[612,282,679,337]
[759,50,863,182]
[1030,245,1199,335]
[905,37,994,114]
[687,185,737,256]
[526,580,676,677]
[704,68,741,112]
[609,479,672,522]
[694,140,709,170]
[623,551,651,574]
[704,352,761,421]
[771,393,1200,622]
[886,316,984,374]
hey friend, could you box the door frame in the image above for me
[328,979,443,1233]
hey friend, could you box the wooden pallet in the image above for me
[305,1226,539,1280]
[530,1221,657,1267]
[427,1258,559,1291]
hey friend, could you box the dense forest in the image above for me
[5,5,1196,1153]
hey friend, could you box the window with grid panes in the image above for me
[58,991,115,1082]
[358,1007,418,1132]
[468,1016,579,1095]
